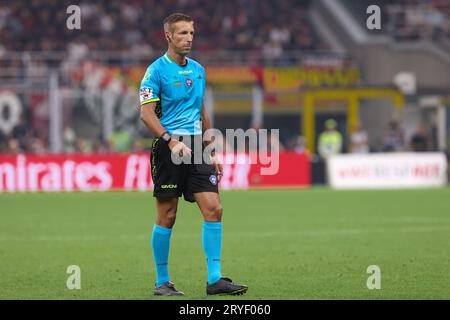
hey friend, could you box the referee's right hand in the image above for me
[168,139,192,157]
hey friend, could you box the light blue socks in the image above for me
[152,222,223,287]
[202,221,223,285]
[151,224,172,287]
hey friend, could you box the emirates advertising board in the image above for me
[0,153,310,193]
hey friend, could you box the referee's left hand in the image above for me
[211,154,223,183]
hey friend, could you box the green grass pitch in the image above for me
[1,188,449,299]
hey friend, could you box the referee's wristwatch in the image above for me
[160,131,171,144]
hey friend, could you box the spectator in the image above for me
[318,119,343,158]
[76,137,92,154]
[287,134,307,154]
[382,120,405,152]
[29,136,47,154]
[262,40,283,62]
[350,121,369,154]
[12,115,29,150]
[63,125,77,153]
[7,137,22,154]
[410,123,431,152]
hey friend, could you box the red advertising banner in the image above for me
[0,153,310,193]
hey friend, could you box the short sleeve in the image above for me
[139,66,161,106]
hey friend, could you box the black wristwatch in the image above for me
[160,131,171,143]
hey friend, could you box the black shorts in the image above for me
[150,135,219,202]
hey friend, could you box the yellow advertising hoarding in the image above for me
[102,65,360,94]
[263,67,360,92]
[205,66,260,85]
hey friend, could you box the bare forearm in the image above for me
[201,109,211,133]
[140,105,166,138]
[201,106,214,144]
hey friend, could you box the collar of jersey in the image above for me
[164,52,189,67]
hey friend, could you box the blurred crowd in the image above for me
[0,116,438,155]
[0,0,447,156]
[0,118,147,154]
[2,0,448,56]
[314,118,438,158]
[0,0,322,56]
[385,0,450,41]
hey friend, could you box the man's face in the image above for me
[167,21,194,56]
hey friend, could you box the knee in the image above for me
[158,207,177,228]
[202,205,223,222]
[165,210,177,226]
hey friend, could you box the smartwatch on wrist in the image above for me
[160,131,171,144]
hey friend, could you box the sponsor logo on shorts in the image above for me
[161,184,177,189]
[209,175,217,185]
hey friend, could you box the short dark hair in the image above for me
[163,13,193,32]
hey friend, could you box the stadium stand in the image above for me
[0,0,323,53]
[0,0,327,154]
[0,0,448,156]
[340,0,450,41]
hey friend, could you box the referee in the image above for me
[139,13,248,296]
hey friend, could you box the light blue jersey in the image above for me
[139,52,206,135]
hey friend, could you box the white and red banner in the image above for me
[0,152,310,193]
[327,152,448,189]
